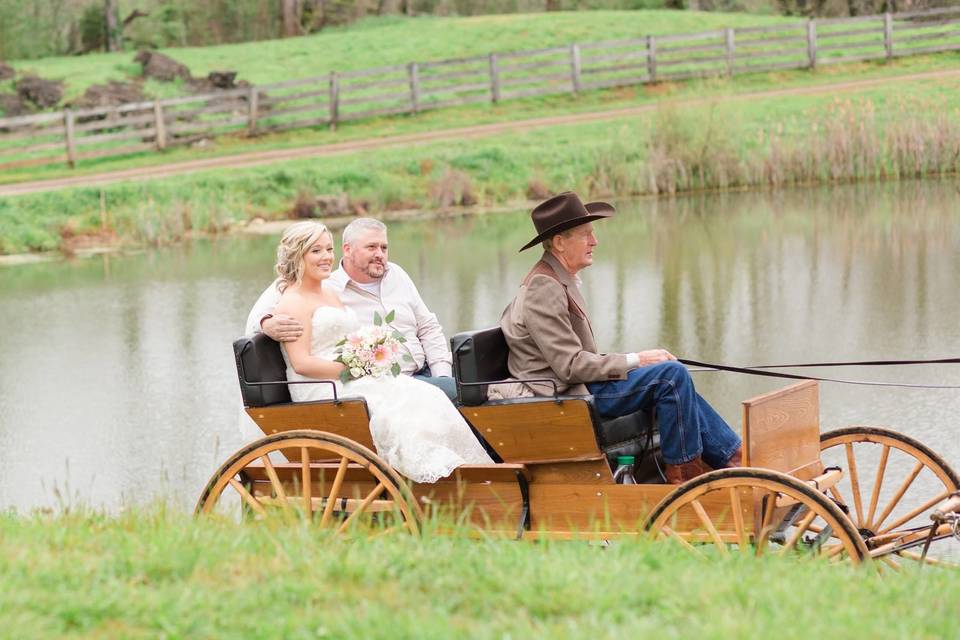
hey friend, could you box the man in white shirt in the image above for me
[247,218,456,400]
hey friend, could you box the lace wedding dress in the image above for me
[282,306,492,483]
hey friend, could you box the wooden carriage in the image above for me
[196,328,960,566]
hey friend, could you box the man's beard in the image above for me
[364,262,386,279]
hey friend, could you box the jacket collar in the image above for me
[541,251,591,323]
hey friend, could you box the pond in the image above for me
[1,179,958,530]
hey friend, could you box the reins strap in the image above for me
[678,357,960,389]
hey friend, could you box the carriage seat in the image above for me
[451,327,661,478]
[234,333,293,407]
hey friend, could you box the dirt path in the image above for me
[4,67,960,198]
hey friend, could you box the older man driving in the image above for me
[498,192,742,483]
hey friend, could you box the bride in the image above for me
[272,220,492,483]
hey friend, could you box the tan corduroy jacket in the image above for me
[499,251,629,397]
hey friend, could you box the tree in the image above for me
[105,0,121,51]
[281,0,302,37]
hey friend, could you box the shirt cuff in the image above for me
[430,362,453,377]
[625,353,639,368]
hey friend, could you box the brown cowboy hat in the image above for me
[519,191,615,252]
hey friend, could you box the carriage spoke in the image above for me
[872,461,924,532]
[691,499,727,555]
[864,444,890,530]
[755,491,777,557]
[320,456,351,528]
[337,481,386,534]
[877,490,951,535]
[228,477,266,517]
[896,550,959,568]
[260,455,291,514]
[878,555,902,572]
[301,447,312,517]
[844,443,865,526]
[729,488,749,554]
[779,509,818,555]
[661,525,706,558]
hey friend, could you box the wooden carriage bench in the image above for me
[233,333,532,536]
[450,326,663,482]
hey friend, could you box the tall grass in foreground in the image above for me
[0,506,957,639]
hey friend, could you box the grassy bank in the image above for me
[4,11,795,104]
[0,507,957,638]
[3,63,960,256]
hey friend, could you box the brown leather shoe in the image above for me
[664,456,705,484]
[720,446,742,469]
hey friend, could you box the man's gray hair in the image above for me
[342,218,387,247]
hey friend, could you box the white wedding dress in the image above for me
[281,306,492,483]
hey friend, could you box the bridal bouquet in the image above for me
[335,310,411,382]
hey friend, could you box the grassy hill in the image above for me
[3,11,797,103]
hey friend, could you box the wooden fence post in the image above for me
[408,62,421,114]
[883,13,894,60]
[153,101,167,150]
[570,43,582,94]
[725,28,736,77]
[63,108,76,168]
[247,86,259,135]
[329,71,340,130]
[646,35,657,83]
[806,19,818,69]
[489,53,501,104]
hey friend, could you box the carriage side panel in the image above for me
[246,399,375,459]
[742,380,823,480]
[459,399,605,464]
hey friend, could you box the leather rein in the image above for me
[678,356,960,389]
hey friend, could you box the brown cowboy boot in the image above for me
[664,456,706,484]
[718,445,743,469]
[704,445,743,471]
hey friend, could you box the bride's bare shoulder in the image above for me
[275,287,314,317]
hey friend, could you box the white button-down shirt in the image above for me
[246,262,452,377]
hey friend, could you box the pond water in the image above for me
[1,180,958,530]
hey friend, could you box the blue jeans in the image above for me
[586,361,741,467]
[413,365,457,403]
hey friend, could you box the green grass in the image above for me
[5,11,799,103]
[0,506,956,639]
[3,60,959,256]
[2,50,958,188]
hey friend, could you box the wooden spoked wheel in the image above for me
[645,468,869,564]
[195,430,423,536]
[819,426,960,568]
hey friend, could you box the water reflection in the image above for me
[0,179,958,515]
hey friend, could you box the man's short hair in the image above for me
[342,218,387,247]
[541,226,577,252]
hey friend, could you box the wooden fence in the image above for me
[2,6,960,172]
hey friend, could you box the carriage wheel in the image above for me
[195,430,422,536]
[820,426,960,567]
[644,468,869,564]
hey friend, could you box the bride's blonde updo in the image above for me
[275,221,331,292]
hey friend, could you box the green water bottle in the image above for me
[613,455,636,485]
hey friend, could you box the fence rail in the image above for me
[2,7,959,172]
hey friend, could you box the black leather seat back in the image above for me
[233,334,291,407]
[451,327,510,406]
